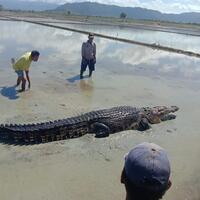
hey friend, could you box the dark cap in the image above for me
[124,142,170,191]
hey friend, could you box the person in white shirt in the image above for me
[80,33,96,79]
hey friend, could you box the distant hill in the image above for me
[0,0,199,24]
[0,0,58,11]
[55,2,200,24]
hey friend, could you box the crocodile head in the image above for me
[142,106,179,124]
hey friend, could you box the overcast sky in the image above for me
[19,0,200,13]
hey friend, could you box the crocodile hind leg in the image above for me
[90,122,110,138]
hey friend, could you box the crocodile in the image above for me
[0,105,179,144]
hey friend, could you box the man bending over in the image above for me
[12,50,40,92]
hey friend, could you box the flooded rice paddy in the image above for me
[46,21,200,54]
[0,20,200,200]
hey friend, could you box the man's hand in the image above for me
[25,70,31,90]
[93,57,96,64]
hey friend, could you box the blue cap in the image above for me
[124,142,170,191]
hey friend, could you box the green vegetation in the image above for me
[0,10,199,30]
[120,12,127,19]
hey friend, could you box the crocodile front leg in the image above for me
[137,118,151,131]
[90,122,111,138]
[129,112,151,131]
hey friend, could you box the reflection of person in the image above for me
[80,33,96,79]
[79,79,94,92]
[121,142,172,200]
[11,50,40,92]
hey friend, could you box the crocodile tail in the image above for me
[0,125,15,142]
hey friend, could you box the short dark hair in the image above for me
[88,33,94,38]
[31,50,40,57]
[123,169,168,200]
[122,142,171,200]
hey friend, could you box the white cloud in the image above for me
[0,21,82,65]
[19,0,200,13]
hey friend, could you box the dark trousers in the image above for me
[80,58,96,77]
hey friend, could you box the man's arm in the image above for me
[25,70,31,89]
[93,43,96,62]
[81,43,85,59]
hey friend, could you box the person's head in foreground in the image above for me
[31,50,40,62]
[88,33,94,42]
[121,142,172,200]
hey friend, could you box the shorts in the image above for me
[15,70,24,78]
[81,58,96,72]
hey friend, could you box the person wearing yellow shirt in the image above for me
[11,50,40,92]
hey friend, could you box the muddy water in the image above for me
[0,20,200,200]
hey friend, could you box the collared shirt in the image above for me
[13,52,32,71]
[81,40,96,60]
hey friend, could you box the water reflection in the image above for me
[79,79,94,103]
[0,20,200,82]
[48,22,200,53]
[0,21,81,67]
[102,44,200,80]
[79,79,94,92]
